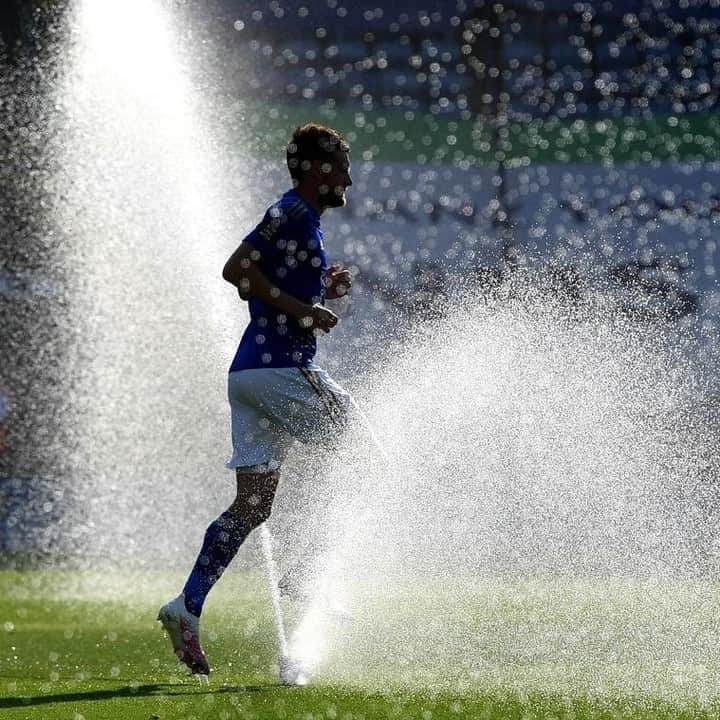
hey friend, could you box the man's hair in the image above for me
[286,123,350,181]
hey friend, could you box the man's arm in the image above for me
[223,242,338,332]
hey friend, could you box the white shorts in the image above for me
[226,366,354,470]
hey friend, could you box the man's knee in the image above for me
[232,466,280,529]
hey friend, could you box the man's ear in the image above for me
[308,159,326,179]
[297,158,317,181]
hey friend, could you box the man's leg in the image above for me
[158,467,279,675]
[272,368,357,608]
[183,467,280,616]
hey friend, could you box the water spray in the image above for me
[259,522,307,686]
[352,399,391,466]
[282,401,395,680]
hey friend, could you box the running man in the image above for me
[158,123,354,676]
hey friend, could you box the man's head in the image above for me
[287,123,352,211]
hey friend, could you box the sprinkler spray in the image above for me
[259,523,307,686]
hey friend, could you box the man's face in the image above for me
[316,150,352,209]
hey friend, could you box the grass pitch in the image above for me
[242,101,720,166]
[1,570,719,720]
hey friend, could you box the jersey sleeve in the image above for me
[243,206,280,255]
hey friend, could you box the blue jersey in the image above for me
[230,189,327,371]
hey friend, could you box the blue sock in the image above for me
[182,510,249,617]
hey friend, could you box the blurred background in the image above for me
[1,0,719,566]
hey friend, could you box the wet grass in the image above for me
[0,570,719,719]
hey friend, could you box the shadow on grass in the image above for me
[0,683,280,709]
[2,681,719,720]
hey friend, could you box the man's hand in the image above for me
[299,304,338,333]
[325,264,353,300]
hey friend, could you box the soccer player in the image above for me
[158,123,355,676]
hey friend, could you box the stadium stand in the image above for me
[220,0,720,117]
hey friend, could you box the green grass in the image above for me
[1,570,720,719]
[239,101,720,165]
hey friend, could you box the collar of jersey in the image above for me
[285,188,320,223]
